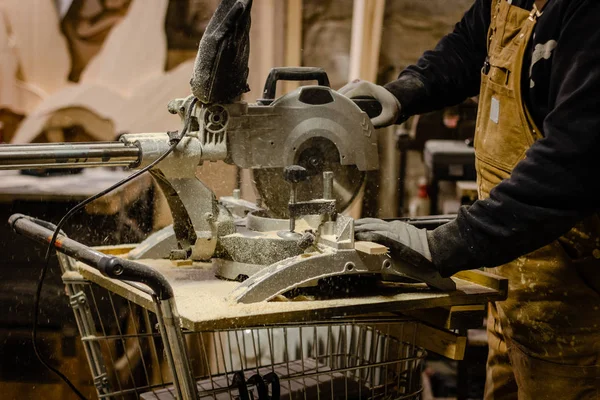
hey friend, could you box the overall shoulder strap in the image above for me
[487,0,504,52]
[535,0,549,11]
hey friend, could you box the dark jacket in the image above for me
[384,0,600,275]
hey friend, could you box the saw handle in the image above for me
[259,66,382,118]
[391,215,455,229]
[260,67,331,104]
[352,96,383,119]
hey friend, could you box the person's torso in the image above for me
[476,1,600,357]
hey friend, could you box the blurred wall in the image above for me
[302,0,474,89]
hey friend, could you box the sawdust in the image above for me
[76,257,500,331]
[219,229,304,265]
[174,276,433,329]
[117,259,446,327]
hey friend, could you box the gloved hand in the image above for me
[354,218,433,268]
[338,80,401,128]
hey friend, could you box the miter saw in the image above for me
[0,0,455,303]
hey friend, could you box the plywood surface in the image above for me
[0,7,18,111]
[79,0,168,96]
[9,83,125,143]
[393,322,468,360]
[355,240,388,254]
[0,7,44,115]
[76,257,506,332]
[2,0,70,94]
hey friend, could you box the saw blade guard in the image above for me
[252,138,366,218]
[227,67,381,217]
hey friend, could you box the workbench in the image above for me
[0,169,151,214]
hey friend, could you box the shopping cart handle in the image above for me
[9,213,174,300]
[97,257,173,300]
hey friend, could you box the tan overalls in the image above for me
[474,0,600,398]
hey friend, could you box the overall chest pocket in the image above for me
[474,57,535,173]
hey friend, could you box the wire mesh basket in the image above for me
[64,275,426,400]
[53,246,428,400]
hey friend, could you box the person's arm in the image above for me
[384,0,491,122]
[428,0,600,276]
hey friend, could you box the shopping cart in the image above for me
[12,215,427,400]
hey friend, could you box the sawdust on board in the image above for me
[219,230,304,265]
[74,257,500,331]
[108,258,448,328]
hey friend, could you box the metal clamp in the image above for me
[69,291,88,309]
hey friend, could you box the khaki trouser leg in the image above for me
[484,303,518,400]
[484,302,600,400]
[508,342,600,400]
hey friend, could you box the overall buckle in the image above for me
[529,5,543,21]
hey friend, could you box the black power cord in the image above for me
[31,98,198,399]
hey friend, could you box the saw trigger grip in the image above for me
[352,96,383,119]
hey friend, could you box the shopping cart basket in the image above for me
[11,214,427,400]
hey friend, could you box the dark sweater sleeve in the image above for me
[384,0,491,119]
[428,0,600,276]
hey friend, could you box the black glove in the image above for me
[354,218,434,269]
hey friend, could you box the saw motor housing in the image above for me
[121,68,379,262]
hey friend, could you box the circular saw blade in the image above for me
[252,138,366,218]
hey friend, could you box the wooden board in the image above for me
[281,0,303,95]
[354,240,388,255]
[454,269,509,293]
[2,0,70,95]
[348,0,386,82]
[394,322,468,360]
[79,0,168,96]
[9,83,126,143]
[401,304,486,331]
[76,258,507,332]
